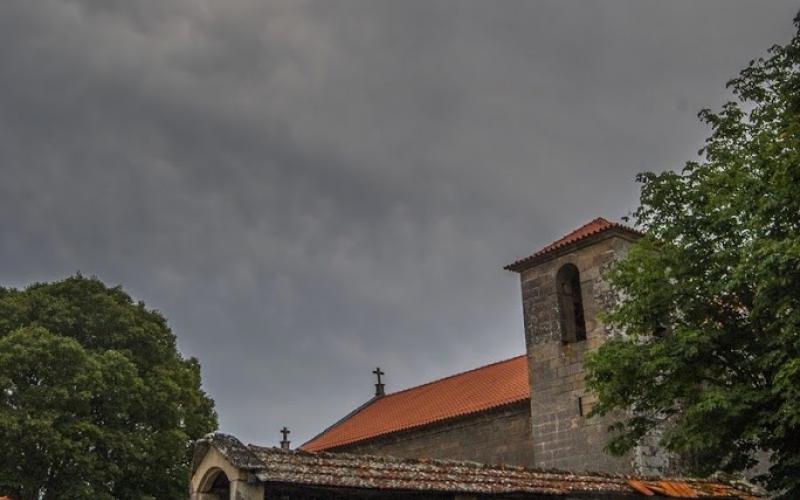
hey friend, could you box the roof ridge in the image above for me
[250,446,762,492]
[545,216,615,247]
[552,217,602,237]
[589,216,638,233]
[242,445,760,497]
[586,216,611,226]
[505,216,642,272]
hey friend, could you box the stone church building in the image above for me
[301,217,658,474]
[189,218,758,499]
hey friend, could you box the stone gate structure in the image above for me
[189,433,757,499]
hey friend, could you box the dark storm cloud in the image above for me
[0,0,796,444]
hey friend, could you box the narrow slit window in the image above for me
[556,263,587,343]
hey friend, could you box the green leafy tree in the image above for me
[585,12,800,497]
[0,275,217,499]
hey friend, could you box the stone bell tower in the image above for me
[505,218,642,473]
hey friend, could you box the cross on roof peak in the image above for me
[280,427,291,450]
[373,367,386,397]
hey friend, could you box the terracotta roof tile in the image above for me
[301,355,530,452]
[504,217,642,272]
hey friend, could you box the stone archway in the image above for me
[196,467,231,500]
[191,441,266,499]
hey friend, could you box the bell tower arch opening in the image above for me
[556,263,587,343]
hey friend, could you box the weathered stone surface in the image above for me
[190,441,265,500]
[518,234,637,474]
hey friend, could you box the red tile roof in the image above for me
[196,433,763,498]
[301,355,530,452]
[504,217,642,272]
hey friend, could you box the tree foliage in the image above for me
[0,275,217,500]
[586,12,800,496]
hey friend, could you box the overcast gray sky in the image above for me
[1,0,796,447]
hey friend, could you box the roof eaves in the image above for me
[248,447,761,498]
[504,220,642,273]
[299,395,382,450]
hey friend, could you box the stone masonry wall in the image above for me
[520,234,636,474]
[331,401,536,467]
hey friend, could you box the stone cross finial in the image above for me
[280,427,291,451]
[373,367,385,397]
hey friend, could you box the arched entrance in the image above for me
[197,467,231,500]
